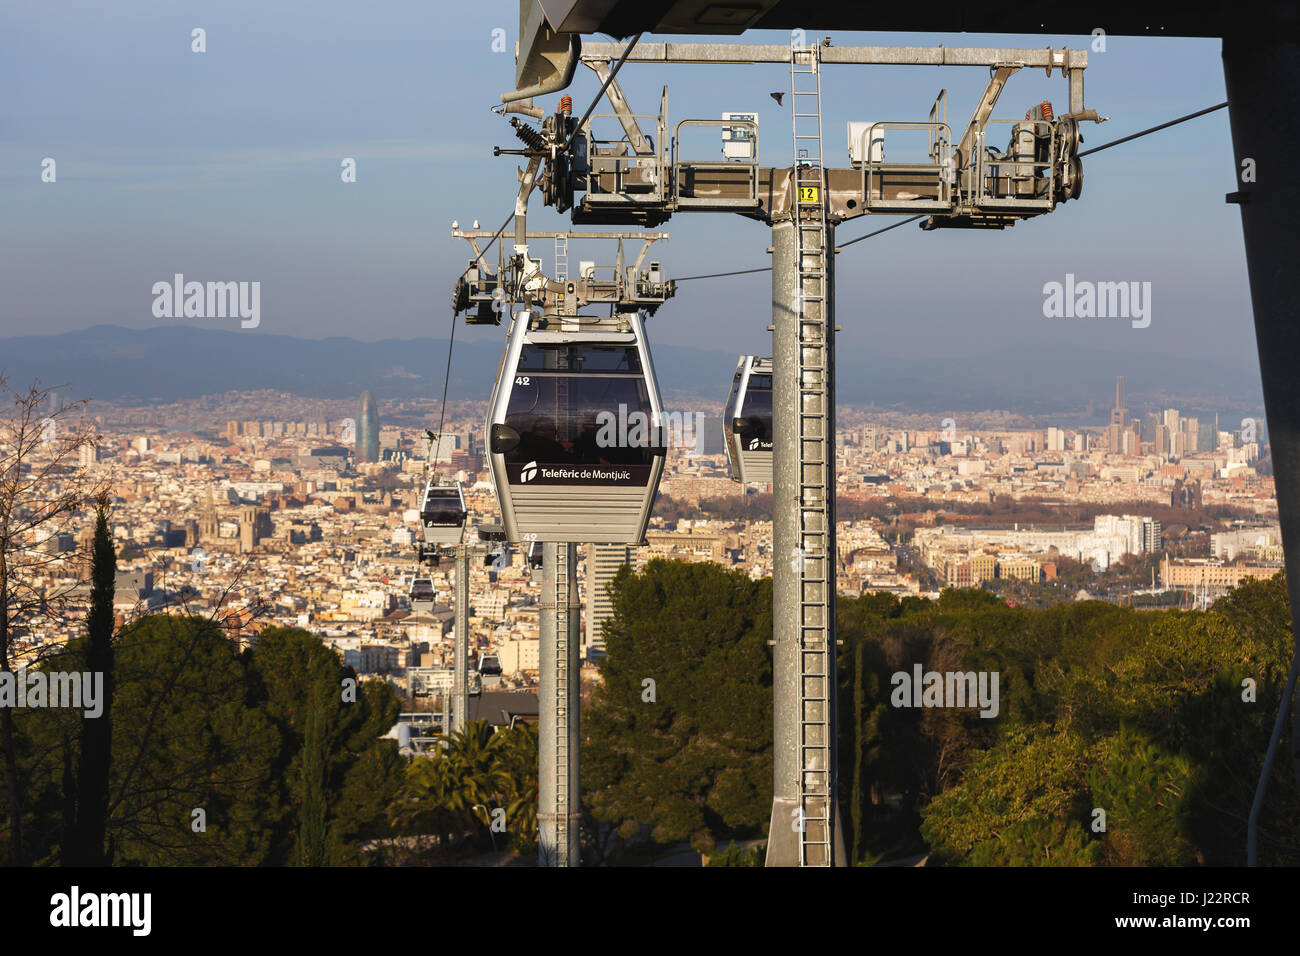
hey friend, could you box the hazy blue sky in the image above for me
[0,2,1255,382]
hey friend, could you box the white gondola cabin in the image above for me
[420,480,467,547]
[485,311,666,544]
[409,576,436,613]
[723,355,773,484]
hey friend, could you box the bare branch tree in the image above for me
[0,374,107,864]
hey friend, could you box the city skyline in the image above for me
[0,322,1266,424]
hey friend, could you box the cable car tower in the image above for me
[408,430,476,736]
[779,42,836,866]
[481,22,1101,865]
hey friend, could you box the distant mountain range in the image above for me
[0,324,1264,421]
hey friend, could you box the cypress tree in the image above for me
[296,682,329,866]
[71,493,115,866]
[851,640,864,864]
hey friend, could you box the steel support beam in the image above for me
[453,230,669,241]
[956,65,1019,165]
[538,541,581,866]
[587,60,653,154]
[581,41,1086,71]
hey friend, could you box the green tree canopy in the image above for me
[583,558,774,855]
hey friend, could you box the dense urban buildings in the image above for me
[12,377,1277,703]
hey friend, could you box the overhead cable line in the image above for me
[1078,101,1227,157]
[431,306,458,471]
[834,214,926,249]
[675,265,771,281]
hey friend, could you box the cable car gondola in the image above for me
[478,653,503,689]
[409,576,436,613]
[485,311,666,544]
[420,480,467,547]
[723,356,773,484]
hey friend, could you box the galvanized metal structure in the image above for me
[538,540,581,865]
[492,29,1098,866]
[533,40,1094,234]
[408,416,505,732]
[500,0,1300,869]
[784,42,836,866]
[452,543,470,734]
[412,532,503,737]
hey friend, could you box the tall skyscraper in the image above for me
[357,390,380,463]
[1198,420,1216,453]
[1108,376,1127,454]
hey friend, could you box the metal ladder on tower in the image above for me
[790,37,833,867]
[554,234,569,282]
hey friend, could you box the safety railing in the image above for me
[579,112,669,207]
[857,121,956,213]
[672,118,760,210]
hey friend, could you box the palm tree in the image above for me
[444,721,512,824]
[390,720,539,858]
[496,723,539,845]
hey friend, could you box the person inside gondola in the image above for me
[512,415,569,464]
[572,415,607,466]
